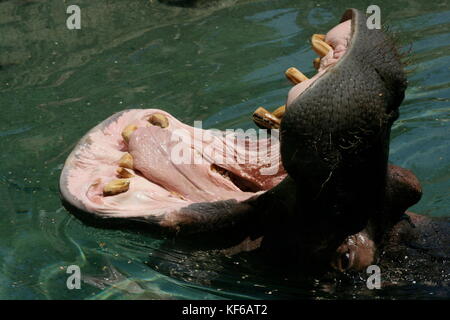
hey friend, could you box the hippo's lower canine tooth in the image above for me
[119,153,133,169]
[116,167,134,178]
[313,33,326,41]
[285,67,308,84]
[272,105,286,119]
[103,179,130,196]
[311,34,332,57]
[252,107,281,130]
[122,124,138,143]
[170,190,186,200]
[148,113,169,128]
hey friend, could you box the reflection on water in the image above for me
[0,0,448,299]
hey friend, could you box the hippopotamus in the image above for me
[59,8,449,282]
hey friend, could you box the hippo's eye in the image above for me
[332,247,356,272]
[340,251,351,271]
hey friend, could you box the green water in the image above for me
[0,0,449,299]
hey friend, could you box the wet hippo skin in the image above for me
[59,8,449,277]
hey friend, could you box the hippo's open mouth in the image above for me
[60,17,354,224]
[59,109,285,219]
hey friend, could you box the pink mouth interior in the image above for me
[286,20,352,106]
[63,109,286,218]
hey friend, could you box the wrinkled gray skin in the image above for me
[62,9,449,281]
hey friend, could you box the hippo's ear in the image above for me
[385,164,422,218]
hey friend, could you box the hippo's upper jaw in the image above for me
[278,8,407,240]
[251,8,414,272]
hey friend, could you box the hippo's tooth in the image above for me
[122,124,138,143]
[118,153,134,169]
[313,57,321,70]
[272,105,286,119]
[313,33,326,41]
[311,35,332,57]
[116,167,134,179]
[285,67,308,84]
[170,190,186,200]
[103,179,130,196]
[148,113,169,128]
[252,107,281,129]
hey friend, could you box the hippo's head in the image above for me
[272,8,411,272]
[59,8,420,276]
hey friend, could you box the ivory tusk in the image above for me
[122,124,138,143]
[252,107,281,130]
[116,167,134,179]
[285,67,309,84]
[118,153,134,170]
[103,179,130,196]
[272,105,286,119]
[313,57,321,70]
[311,34,332,57]
[148,113,169,128]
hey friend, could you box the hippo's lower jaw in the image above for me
[60,108,286,221]
[60,8,422,274]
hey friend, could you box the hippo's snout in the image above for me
[279,9,406,225]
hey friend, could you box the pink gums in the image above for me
[286,20,352,106]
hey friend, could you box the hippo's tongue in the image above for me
[128,126,239,202]
[128,123,283,203]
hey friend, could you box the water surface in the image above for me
[0,0,449,299]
